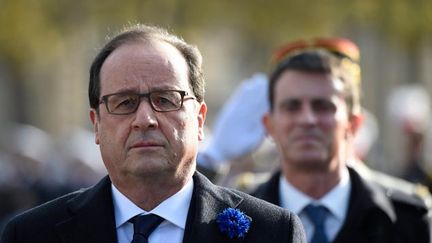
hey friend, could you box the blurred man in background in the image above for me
[253,38,430,243]
[387,85,432,191]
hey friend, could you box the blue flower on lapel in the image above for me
[216,208,251,239]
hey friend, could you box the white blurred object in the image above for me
[198,73,269,169]
[422,121,432,173]
[387,85,431,133]
[6,123,53,164]
[58,127,106,174]
[353,109,379,160]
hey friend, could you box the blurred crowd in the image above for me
[0,124,106,230]
[2,74,432,237]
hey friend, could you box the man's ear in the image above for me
[197,102,207,141]
[349,113,364,136]
[262,112,274,137]
[89,109,100,145]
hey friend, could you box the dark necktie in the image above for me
[129,214,164,243]
[304,204,330,243]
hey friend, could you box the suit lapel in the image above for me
[183,172,245,243]
[53,173,250,243]
[55,176,117,243]
[334,168,396,243]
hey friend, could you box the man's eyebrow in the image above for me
[107,85,181,94]
[279,99,301,106]
[150,85,181,91]
[280,97,300,101]
[105,87,138,95]
[311,97,332,101]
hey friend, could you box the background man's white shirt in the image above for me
[279,168,351,242]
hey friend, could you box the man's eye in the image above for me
[312,100,336,113]
[113,96,138,110]
[156,97,172,104]
[279,101,301,112]
[153,96,176,108]
[119,98,135,107]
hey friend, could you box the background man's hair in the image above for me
[268,50,361,115]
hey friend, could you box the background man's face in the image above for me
[264,70,352,172]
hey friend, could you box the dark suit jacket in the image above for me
[1,172,306,243]
[253,167,430,243]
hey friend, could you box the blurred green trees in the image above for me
[0,0,430,130]
[1,0,431,67]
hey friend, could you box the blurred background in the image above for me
[1,0,432,230]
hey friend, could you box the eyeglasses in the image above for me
[271,37,360,64]
[100,90,195,115]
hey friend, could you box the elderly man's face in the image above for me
[90,40,206,184]
[264,70,354,173]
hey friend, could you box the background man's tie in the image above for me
[129,214,164,243]
[304,205,330,243]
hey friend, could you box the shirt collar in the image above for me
[319,168,351,221]
[279,167,351,221]
[279,175,310,214]
[112,178,194,230]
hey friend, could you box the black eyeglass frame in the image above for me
[99,90,195,115]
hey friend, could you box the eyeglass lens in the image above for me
[105,90,184,114]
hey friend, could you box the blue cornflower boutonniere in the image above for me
[216,208,251,239]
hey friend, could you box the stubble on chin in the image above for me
[284,148,330,173]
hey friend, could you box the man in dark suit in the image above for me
[253,38,431,243]
[0,24,306,243]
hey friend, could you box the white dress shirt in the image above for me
[279,168,351,242]
[112,179,194,243]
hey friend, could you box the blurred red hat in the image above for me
[271,37,360,64]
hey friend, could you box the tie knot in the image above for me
[304,204,328,227]
[129,214,164,241]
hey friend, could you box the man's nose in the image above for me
[297,104,317,125]
[131,100,158,129]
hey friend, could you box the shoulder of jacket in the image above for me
[4,188,85,228]
[384,188,431,216]
[372,172,431,210]
[353,163,432,209]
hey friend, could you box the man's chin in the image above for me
[126,159,169,174]
[290,153,329,169]
[293,141,323,150]
[292,146,325,157]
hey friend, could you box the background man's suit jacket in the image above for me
[253,167,430,243]
[1,172,306,243]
